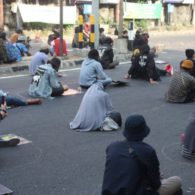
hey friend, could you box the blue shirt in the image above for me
[28,64,60,99]
[13,43,28,62]
[30,51,49,75]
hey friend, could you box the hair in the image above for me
[141,44,150,54]
[88,49,99,61]
[185,49,194,59]
[0,32,6,40]
[40,49,48,53]
[123,30,128,34]
[100,28,104,34]
[104,37,113,45]
[16,29,23,34]
[182,67,191,71]
[55,32,60,38]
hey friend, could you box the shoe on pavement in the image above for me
[0,138,20,147]
[168,66,173,75]
[165,64,171,71]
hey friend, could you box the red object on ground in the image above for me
[54,39,68,56]
[164,64,171,71]
[181,134,185,146]
[35,36,40,39]
[84,22,91,33]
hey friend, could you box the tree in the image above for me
[118,0,123,38]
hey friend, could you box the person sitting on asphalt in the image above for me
[10,29,23,44]
[30,43,50,75]
[0,102,20,147]
[49,32,68,57]
[0,32,8,63]
[70,82,122,132]
[47,29,59,45]
[180,49,195,77]
[29,58,68,99]
[0,89,42,107]
[83,22,91,41]
[98,37,119,69]
[79,49,112,88]
[102,114,183,195]
[122,30,128,39]
[99,28,106,45]
[166,60,195,103]
[72,26,89,48]
[125,44,172,83]
[134,30,142,48]
[142,32,157,52]
[13,36,32,62]
[181,111,195,160]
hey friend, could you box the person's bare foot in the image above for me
[27,99,42,105]
[124,75,129,79]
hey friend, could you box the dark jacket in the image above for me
[102,141,161,195]
[180,59,195,77]
[98,44,114,69]
[128,53,160,81]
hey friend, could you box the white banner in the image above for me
[163,0,193,4]
[18,3,76,24]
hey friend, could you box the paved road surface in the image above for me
[0,35,195,195]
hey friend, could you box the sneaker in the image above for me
[0,138,20,147]
[168,66,173,75]
[165,64,171,71]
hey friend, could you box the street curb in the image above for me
[0,53,132,76]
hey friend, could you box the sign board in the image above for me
[69,0,119,4]
[164,0,193,4]
[18,3,76,24]
[84,4,92,14]
[123,3,162,19]
[168,4,174,13]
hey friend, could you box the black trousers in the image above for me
[51,83,64,97]
[109,112,122,127]
[184,91,195,103]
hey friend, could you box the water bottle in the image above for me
[181,134,185,147]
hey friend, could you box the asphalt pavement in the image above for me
[0,35,195,195]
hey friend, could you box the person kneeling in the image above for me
[166,60,195,103]
[70,83,122,132]
[79,49,112,88]
[98,37,119,69]
[102,115,182,195]
[29,58,68,99]
[125,44,172,84]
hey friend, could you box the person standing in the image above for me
[98,37,119,69]
[10,29,23,44]
[102,115,182,195]
[30,43,50,75]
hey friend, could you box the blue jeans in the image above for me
[97,78,112,86]
[0,96,28,107]
[50,48,55,54]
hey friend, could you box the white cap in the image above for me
[18,36,25,41]
[40,43,51,50]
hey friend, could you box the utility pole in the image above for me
[92,0,99,48]
[36,0,39,5]
[118,0,123,38]
[192,0,195,25]
[60,0,63,56]
[0,0,3,31]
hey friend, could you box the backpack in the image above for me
[5,41,18,61]
[0,38,6,61]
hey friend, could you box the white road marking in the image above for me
[0,62,130,80]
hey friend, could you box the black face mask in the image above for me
[45,50,49,55]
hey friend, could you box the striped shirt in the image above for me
[181,145,195,160]
[165,70,195,103]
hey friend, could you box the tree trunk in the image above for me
[0,0,3,31]
[118,0,123,38]
[36,0,39,5]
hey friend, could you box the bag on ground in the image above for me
[100,117,119,131]
[5,41,18,61]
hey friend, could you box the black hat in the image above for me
[123,115,150,141]
[137,38,147,45]
[51,58,61,68]
[185,49,195,59]
[141,44,150,53]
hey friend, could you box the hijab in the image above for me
[184,111,195,154]
[70,83,115,132]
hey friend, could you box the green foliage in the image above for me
[63,25,75,36]
[123,19,147,30]
[183,20,187,26]
[100,15,116,28]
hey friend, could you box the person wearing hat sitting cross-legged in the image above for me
[13,35,32,62]
[166,60,195,103]
[29,58,68,99]
[102,115,182,195]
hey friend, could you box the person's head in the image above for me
[137,38,147,46]
[123,30,128,36]
[53,32,60,39]
[40,43,50,55]
[48,58,61,71]
[141,44,150,55]
[17,35,26,44]
[88,49,99,61]
[100,28,104,34]
[185,49,195,59]
[181,60,193,72]
[75,26,79,34]
[104,37,113,46]
[0,32,6,40]
[143,32,149,38]
[16,29,23,35]
[123,115,150,141]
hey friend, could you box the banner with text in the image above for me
[18,3,76,24]
[164,0,193,4]
[124,3,162,19]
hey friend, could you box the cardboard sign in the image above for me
[62,89,81,96]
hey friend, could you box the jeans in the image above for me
[0,96,27,107]
[97,78,112,86]
[50,48,55,54]
[51,83,65,97]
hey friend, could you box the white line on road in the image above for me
[0,62,130,79]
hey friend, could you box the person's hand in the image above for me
[0,102,8,120]
[124,74,130,79]
[56,72,60,76]
[1,101,7,111]
[150,78,159,84]
[53,53,57,58]
[160,173,164,180]
[62,85,69,91]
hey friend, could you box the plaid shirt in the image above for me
[166,70,195,103]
